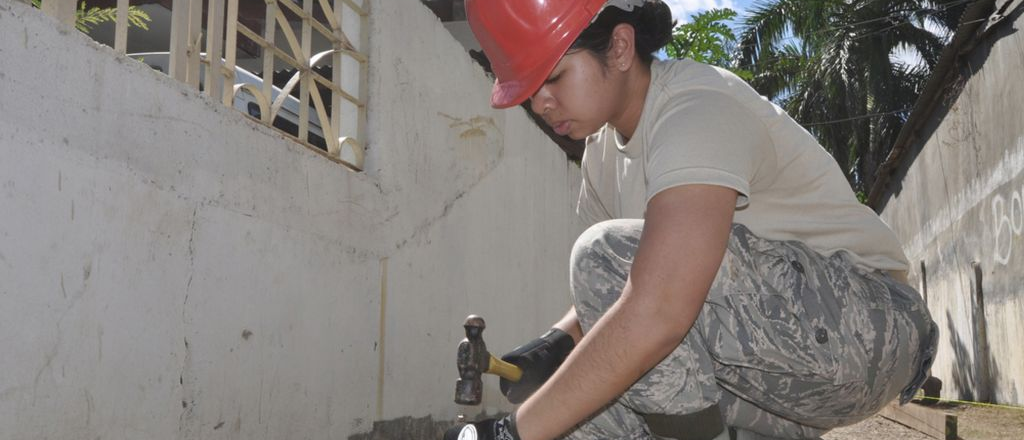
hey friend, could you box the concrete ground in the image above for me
[824,403,1024,440]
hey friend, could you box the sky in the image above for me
[663,0,755,24]
[663,0,928,66]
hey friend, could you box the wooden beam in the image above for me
[298,0,314,144]
[204,0,226,100]
[168,0,190,82]
[260,0,277,120]
[114,0,129,54]
[185,0,202,89]
[878,401,957,440]
[222,0,239,106]
[41,0,76,26]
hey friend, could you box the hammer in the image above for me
[454,315,523,405]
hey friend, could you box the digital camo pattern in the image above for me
[562,220,938,440]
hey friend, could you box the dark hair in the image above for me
[570,2,675,66]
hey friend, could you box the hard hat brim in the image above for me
[491,77,529,109]
[489,42,568,109]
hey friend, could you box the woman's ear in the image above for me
[609,23,637,72]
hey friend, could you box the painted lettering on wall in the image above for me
[905,137,1024,261]
[992,184,1024,265]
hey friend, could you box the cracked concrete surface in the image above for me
[0,0,585,437]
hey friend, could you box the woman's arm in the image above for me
[514,184,738,440]
[552,307,583,344]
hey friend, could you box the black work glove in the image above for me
[499,328,575,404]
[442,414,520,440]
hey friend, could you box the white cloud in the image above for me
[662,0,735,23]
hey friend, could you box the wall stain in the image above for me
[97,325,103,363]
[347,415,453,440]
[83,260,92,282]
[437,113,498,140]
[84,389,93,427]
[460,127,486,139]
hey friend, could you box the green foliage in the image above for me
[31,0,151,32]
[74,2,151,32]
[734,0,964,194]
[666,8,752,80]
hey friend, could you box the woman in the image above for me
[445,1,938,439]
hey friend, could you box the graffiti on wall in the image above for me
[905,136,1024,262]
[992,182,1024,265]
[990,137,1024,265]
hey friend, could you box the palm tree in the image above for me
[735,0,969,195]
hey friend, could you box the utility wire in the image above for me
[679,1,977,128]
[724,9,986,122]
[723,5,974,111]
[722,0,973,68]
[800,108,912,127]
[728,0,972,53]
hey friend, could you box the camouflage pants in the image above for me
[563,220,938,440]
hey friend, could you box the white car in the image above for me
[130,52,328,150]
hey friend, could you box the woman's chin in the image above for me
[565,125,595,140]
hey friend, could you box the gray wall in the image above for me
[877,7,1024,405]
[0,0,586,437]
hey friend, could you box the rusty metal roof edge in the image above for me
[866,0,1004,211]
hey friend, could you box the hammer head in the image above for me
[454,315,488,405]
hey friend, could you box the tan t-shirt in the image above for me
[577,59,908,271]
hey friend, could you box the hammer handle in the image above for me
[487,354,523,382]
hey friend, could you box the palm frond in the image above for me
[75,3,152,32]
[730,0,959,192]
[30,1,151,32]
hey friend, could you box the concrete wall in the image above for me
[877,6,1024,405]
[0,0,585,438]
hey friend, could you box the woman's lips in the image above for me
[552,121,571,136]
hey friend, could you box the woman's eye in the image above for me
[545,73,562,85]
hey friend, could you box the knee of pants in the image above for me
[569,219,643,330]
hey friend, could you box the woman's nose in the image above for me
[530,86,552,115]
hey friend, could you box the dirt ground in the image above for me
[350,403,1024,439]
[824,403,1024,440]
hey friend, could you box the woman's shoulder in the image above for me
[642,61,758,122]
[646,60,776,128]
[654,59,739,90]
[647,61,750,113]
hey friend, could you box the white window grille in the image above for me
[37,0,370,171]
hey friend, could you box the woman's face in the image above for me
[529,50,623,140]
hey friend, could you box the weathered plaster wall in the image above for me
[877,8,1024,405]
[366,0,587,424]
[0,0,584,438]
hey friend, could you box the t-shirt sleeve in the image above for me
[645,90,772,208]
[576,133,614,226]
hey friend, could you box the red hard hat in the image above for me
[466,0,608,109]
